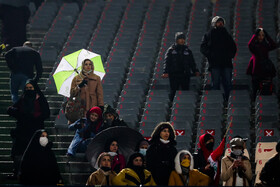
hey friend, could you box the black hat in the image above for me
[175,32,186,41]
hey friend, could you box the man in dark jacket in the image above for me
[200,16,236,101]
[102,104,127,130]
[5,41,43,103]
[259,140,280,186]
[162,32,200,100]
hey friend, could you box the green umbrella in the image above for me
[53,49,105,97]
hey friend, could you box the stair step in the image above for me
[0,148,68,156]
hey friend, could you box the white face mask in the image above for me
[232,149,243,156]
[39,137,48,147]
[139,148,147,156]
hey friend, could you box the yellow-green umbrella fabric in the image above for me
[53,49,105,97]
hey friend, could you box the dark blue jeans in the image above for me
[10,73,29,103]
[211,67,232,100]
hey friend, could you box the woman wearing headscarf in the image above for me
[67,106,103,157]
[7,79,50,178]
[247,28,278,98]
[193,133,216,184]
[104,138,126,174]
[70,58,104,115]
[19,129,62,185]
[146,122,177,185]
[112,153,156,186]
[168,150,210,186]
[86,152,116,186]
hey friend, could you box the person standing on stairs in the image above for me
[5,41,43,103]
[200,16,237,101]
[162,32,200,101]
[6,79,50,179]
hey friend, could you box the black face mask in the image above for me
[100,166,111,172]
[205,142,214,151]
[25,90,36,98]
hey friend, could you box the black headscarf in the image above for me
[22,79,42,115]
[19,129,62,185]
[127,153,145,184]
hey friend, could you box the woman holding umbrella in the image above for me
[146,122,177,185]
[70,59,104,115]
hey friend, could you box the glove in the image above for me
[78,79,88,88]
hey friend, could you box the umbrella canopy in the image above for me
[53,49,105,97]
[86,126,144,169]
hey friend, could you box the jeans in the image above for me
[67,132,91,156]
[211,67,232,100]
[10,73,29,103]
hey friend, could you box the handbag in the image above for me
[64,92,86,124]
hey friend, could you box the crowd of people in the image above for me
[3,13,280,186]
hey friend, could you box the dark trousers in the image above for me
[252,76,273,99]
[211,67,232,101]
[169,74,190,100]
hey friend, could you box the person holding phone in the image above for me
[220,138,252,186]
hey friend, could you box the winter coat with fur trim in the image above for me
[168,150,210,186]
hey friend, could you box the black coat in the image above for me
[259,153,280,186]
[200,27,236,70]
[193,149,215,179]
[7,85,50,156]
[146,140,177,185]
[5,46,42,82]
[19,130,62,185]
[163,44,198,76]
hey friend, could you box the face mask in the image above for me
[139,148,147,156]
[100,166,111,172]
[232,149,243,156]
[106,119,113,125]
[181,158,190,168]
[181,166,189,175]
[25,90,36,98]
[39,137,48,147]
[205,142,214,150]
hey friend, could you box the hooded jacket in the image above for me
[168,150,211,186]
[200,16,236,70]
[70,60,104,113]
[146,122,177,185]
[102,105,127,130]
[193,134,216,184]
